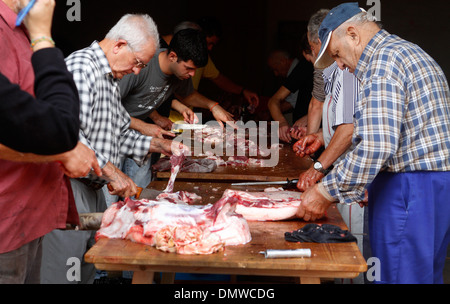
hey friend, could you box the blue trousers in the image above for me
[368,171,450,284]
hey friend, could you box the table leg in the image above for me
[132,271,154,284]
[299,277,321,284]
[160,272,176,284]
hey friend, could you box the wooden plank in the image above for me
[132,271,154,284]
[300,277,321,284]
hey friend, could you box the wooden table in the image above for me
[85,182,367,284]
[155,142,313,182]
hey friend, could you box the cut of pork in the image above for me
[95,196,251,255]
[222,189,302,221]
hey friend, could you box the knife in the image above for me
[172,123,207,131]
[231,178,299,188]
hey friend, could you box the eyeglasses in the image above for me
[128,45,147,69]
[133,52,147,69]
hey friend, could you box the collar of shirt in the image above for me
[354,29,389,81]
[287,58,299,77]
[0,1,17,30]
[322,62,339,95]
[89,40,115,79]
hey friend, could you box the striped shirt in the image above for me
[322,62,358,149]
[322,29,450,204]
[65,41,152,173]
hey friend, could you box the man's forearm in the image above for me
[129,116,147,133]
[0,144,56,163]
[307,97,324,134]
[268,97,288,125]
[317,123,353,169]
[179,91,215,109]
[268,86,291,125]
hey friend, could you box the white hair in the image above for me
[334,11,380,37]
[105,14,160,52]
[307,9,330,44]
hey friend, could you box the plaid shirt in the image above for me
[323,30,450,204]
[65,41,152,173]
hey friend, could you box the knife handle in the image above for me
[107,184,143,199]
[283,179,299,190]
[135,187,143,199]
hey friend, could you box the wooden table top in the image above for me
[85,182,367,284]
[155,143,313,182]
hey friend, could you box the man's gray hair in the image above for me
[307,9,330,43]
[334,11,381,37]
[106,14,160,52]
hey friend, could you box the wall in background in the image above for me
[53,0,449,96]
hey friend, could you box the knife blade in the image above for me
[172,123,207,130]
[231,178,299,187]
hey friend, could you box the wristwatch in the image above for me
[313,161,330,175]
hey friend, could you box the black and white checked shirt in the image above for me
[65,41,152,172]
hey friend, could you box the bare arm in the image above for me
[297,124,354,191]
[147,111,173,130]
[268,86,294,143]
[306,96,324,135]
[171,99,198,124]
[267,86,292,124]
[0,141,101,179]
[179,91,234,127]
[129,116,175,138]
[316,123,353,169]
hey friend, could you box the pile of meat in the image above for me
[95,195,252,255]
[193,126,283,159]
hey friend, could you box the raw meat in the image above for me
[156,191,202,205]
[193,126,223,144]
[163,153,186,193]
[194,126,282,158]
[95,195,252,255]
[153,157,217,173]
[222,189,302,221]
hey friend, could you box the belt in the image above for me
[76,178,107,191]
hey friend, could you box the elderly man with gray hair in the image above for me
[298,2,450,284]
[40,14,189,284]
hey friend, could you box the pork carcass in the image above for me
[95,195,251,255]
[222,189,302,221]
